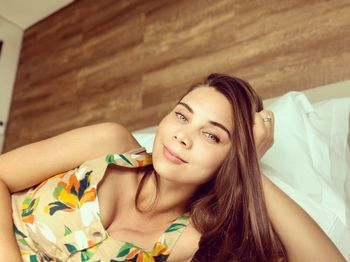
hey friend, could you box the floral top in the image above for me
[11,147,190,261]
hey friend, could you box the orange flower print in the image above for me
[151,242,170,259]
[21,195,40,224]
[114,242,170,262]
[45,171,96,215]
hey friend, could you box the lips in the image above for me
[163,145,187,164]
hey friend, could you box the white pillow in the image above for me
[261,92,350,257]
[308,96,350,226]
[132,130,156,153]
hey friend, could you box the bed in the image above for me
[132,80,350,259]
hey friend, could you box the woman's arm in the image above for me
[0,122,138,193]
[253,110,345,260]
[0,179,22,260]
[261,175,346,261]
[0,122,139,259]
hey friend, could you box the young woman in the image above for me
[0,74,345,261]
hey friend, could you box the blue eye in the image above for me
[175,112,187,122]
[205,133,220,143]
[174,112,220,143]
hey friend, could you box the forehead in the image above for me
[180,87,234,130]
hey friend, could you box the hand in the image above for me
[253,110,275,159]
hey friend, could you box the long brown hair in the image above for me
[188,73,286,261]
[135,73,287,261]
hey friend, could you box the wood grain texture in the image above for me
[4,0,350,152]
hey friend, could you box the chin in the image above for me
[152,151,182,182]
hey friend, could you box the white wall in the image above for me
[0,17,23,153]
[0,0,74,29]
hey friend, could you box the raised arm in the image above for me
[0,122,139,193]
[261,175,346,261]
[253,110,346,261]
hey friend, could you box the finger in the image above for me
[259,110,274,138]
[263,110,274,140]
[262,110,274,123]
[253,112,268,141]
[268,111,275,136]
[254,111,264,126]
[261,110,273,121]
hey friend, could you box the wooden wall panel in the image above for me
[4,0,350,152]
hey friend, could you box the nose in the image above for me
[173,130,192,149]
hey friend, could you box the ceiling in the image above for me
[0,0,74,29]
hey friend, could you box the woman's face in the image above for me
[152,86,233,186]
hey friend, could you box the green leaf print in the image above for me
[119,154,133,166]
[65,243,78,253]
[64,225,72,236]
[177,214,189,220]
[105,154,116,164]
[18,238,30,247]
[117,242,135,257]
[13,223,27,238]
[29,255,39,262]
[22,197,39,216]
[81,249,94,261]
[165,223,186,233]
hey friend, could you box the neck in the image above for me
[136,170,198,217]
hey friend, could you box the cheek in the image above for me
[199,153,223,173]
[153,115,175,148]
[197,147,230,172]
[188,147,230,183]
[152,118,173,163]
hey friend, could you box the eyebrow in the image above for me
[177,101,232,139]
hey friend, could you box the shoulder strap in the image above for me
[79,147,152,185]
[105,147,153,168]
[155,213,191,251]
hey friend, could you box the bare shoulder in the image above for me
[0,122,140,193]
[41,121,141,158]
[168,222,201,262]
[90,122,141,153]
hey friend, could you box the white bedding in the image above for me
[261,92,350,258]
[132,85,350,259]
